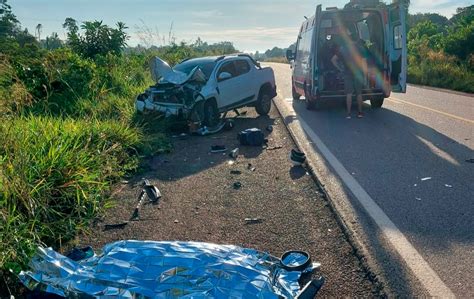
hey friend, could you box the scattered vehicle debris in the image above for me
[135,55,277,129]
[233,109,248,117]
[210,145,227,153]
[229,147,239,159]
[290,149,306,166]
[129,208,140,221]
[171,132,188,139]
[298,277,326,299]
[233,182,242,189]
[224,119,235,130]
[281,250,312,271]
[143,179,161,203]
[238,128,265,146]
[196,119,228,136]
[247,163,256,172]
[245,217,264,224]
[104,222,128,230]
[267,145,283,151]
[19,241,324,298]
[130,179,162,221]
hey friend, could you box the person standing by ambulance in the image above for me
[331,28,369,119]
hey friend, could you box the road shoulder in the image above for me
[273,96,435,297]
[77,107,380,297]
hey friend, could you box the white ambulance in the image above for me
[287,2,407,109]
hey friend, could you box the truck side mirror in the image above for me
[286,49,296,62]
[217,72,232,82]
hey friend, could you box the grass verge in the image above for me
[0,116,143,272]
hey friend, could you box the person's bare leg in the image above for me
[357,94,363,113]
[357,94,364,118]
[346,94,352,117]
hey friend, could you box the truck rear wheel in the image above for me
[305,87,321,110]
[370,97,384,109]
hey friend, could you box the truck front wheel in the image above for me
[203,100,220,127]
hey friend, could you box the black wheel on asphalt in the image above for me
[203,100,220,127]
[370,97,384,109]
[255,91,272,116]
[305,86,321,110]
[292,85,301,101]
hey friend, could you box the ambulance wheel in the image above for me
[370,97,384,109]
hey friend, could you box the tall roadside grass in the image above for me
[0,116,141,271]
[0,48,173,292]
[408,49,474,93]
[1,41,239,293]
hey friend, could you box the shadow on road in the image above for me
[283,98,473,295]
[288,98,474,249]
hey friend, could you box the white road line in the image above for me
[277,98,455,298]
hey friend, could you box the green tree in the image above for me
[407,20,444,60]
[43,32,63,50]
[444,21,474,60]
[440,5,474,60]
[407,13,449,32]
[265,47,286,58]
[450,5,473,26]
[35,23,42,41]
[0,0,19,38]
[63,18,128,58]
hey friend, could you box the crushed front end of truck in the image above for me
[135,57,207,118]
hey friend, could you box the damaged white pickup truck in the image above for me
[136,54,277,127]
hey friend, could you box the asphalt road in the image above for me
[267,62,474,297]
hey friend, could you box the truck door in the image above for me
[388,3,407,92]
[216,60,239,109]
[310,4,322,95]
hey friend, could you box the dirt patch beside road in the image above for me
[79,106,381,297]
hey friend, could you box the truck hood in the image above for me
[150,57,207,85]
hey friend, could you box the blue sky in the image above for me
[10,0,472,52]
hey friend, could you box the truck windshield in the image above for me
[174,60,216,79]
